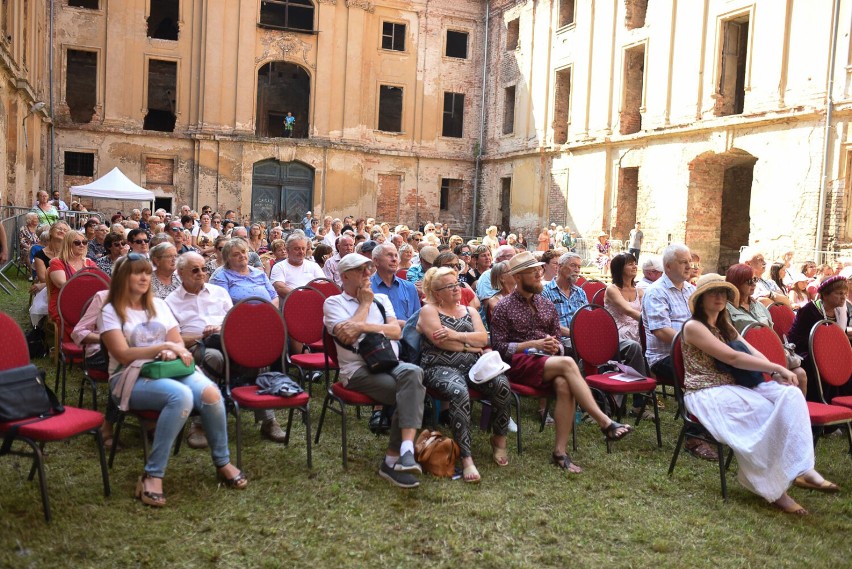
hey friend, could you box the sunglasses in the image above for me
[216,247,225,252]
[189,266,204,274]
[459,251,471,257]
[112,241,127,247]
[73,239,89,246]
[132,239,149,245]
[746,278,759,285]
[437,283,460,291]
[442,263,463,271]
[169,227,182,232]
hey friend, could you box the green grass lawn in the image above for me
[0,271,849,568]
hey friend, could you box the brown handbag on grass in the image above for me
[414,429,460,478]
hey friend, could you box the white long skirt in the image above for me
[684,381,814,502]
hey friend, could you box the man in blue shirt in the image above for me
[541,252,588,336]
[370,242,420,326]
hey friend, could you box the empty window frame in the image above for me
[148,0,179,40]
[64,151,95,176]
[506,18,519,50]
[146,157,175,186]
[259,0,314,32]
[69,0,99,8]
[620,44,645,135]
[716,15,749,116]
[553,67,572,144]
[442,92,464,138]
[624,0,648,30]
[440,178,463,211]
[446,30,468,59]
[378,85,403,132]
[382,22,406,51]
[503,86,516,135]
[66,49,97,124]
[558,0,575,28]
[144,59,177,132]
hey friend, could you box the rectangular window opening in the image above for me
[500,177,512,231]
[148,0,179,40]
[506,18,519,50]
[144,59,177,132]
[259,0,315,32]
[624,0,648,30]
[553,68,571,144]
[716,16,749,116]
[378,85,403,133]
[382,22,406,51]
[503,86,516,135]
[558,0,575,28]
[442,92,464,138]
[440,178,464,212]
[64,151,95,177]
[66,49,97,124]
[620,45,645,135]
[446,30,468,59]
[146,157,175,186]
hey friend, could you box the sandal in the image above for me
[793,476,840,493]
[491,436,509,467]
[774,499,809,516]
[134,474,166,507]
[685,439,719,462]
[462,464,481,484]
[102,435,124,452]
[218,468,248,490]
[601,420,633,441]
[551,452,583,473]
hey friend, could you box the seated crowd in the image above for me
[8,203,851,516]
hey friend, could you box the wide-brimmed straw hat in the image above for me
[506,251,544,275]
[469,351,511,384]
[689,273,739,313]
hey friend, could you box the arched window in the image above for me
[259,0,315,32]
[256,62,310,138]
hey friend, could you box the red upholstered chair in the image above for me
[575,275,587,287]
[55,268,109,403]
[808,320,852,454]
[283,287,330,394]
[0,312,110,522]
[570,304,661,453]
[591,287,606,306]
[507,381,554,454]
[307,277,342,299]
[581,279,606,304]
[76,295,110,410]
[667,332,734,499]
[314,329,382,469]
[396,269,409,280]
[221,297,312,470]
[768,302,795,339]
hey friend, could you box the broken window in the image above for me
[382,22,406,51]
[378,85,403,133]
[716,16,749,116]
[506,18,519,50]
[259,0,314,32]
[66,49,97,124]
[442,92,464,138]
[256,61,311,137]
[148,0,179,40]
[624,0,648,29]
[620,44,644,135]
[144,59,177,132]
[64,151,95,176]
[440,178,463,212]
[558,0,575,28]
[499,177,511,231]
[553,67,571,144]
[69,0,99,8]
[503,86,516,135]
[446,30,468,59]
[146,157,175,186]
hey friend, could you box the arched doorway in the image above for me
[251,159,314,223]
[256,61,310,138]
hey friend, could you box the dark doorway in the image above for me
[256,62,310,138]
[251,160,314,223]
[500,177,512,232]
[154,196,173,213]
[144,59,177,132]
[66,49,97,124]
[148,0,179,40]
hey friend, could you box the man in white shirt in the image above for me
[270,233,325,298]
[637,256,663,290]
[323,234,355,286]
[323,253,425,488]
[166,253,287,446]
[740,247,792,307]
[323,218,342,248]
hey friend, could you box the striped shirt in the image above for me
[641,274,695,366]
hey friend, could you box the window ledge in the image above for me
[257,23,318,35]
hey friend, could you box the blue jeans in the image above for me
[117,370,230,478]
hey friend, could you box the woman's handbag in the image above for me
[414,429,460,478]
[781,336,803,369]
[335,301,399,373]
[0,364,63,422]
[714,340,765,388]
[140,358,196,379]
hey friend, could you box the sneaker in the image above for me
[507,417,518,433]
[368,409,389,434]
[379,461,419,488]
[393,450,422,474]
[308,371,324,383]
[186,424,209,449]
[260,419,287,443]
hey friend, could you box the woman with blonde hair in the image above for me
[47,229,97,328]
[247,223,267,253]
[418,267,513,481]
[482,225,500,253]
[149,242,181,299]
[101,254,246,507]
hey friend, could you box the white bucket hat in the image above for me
[469,351,511,384]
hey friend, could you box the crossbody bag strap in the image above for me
[0,377,64,455]
[333,300,388,352]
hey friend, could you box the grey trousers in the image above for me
[619,339,650,408]
[347,362,425,453]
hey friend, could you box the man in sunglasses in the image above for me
[95,232,129,276]
[127,228,150,257]
[168,221,196,255]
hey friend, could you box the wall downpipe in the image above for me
[815,0,841,256]
[472,1,490,236]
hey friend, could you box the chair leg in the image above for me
[668,425,687,475]
[303,406,312,469]
[340,402,349,469]
[314,394,331,444]
[718,443,728,500]
[651,392,662,448]
[234,405,243,471]
[20,438,51,522]
[511,392,523,455]
[93,429,111,498]
[108,415,125,468]
[284,408,295,445]
[845,422,852,456]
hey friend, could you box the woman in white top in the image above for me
[101,254,246,507]
[191,213,218,255]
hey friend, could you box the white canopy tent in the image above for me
[70,167,155,203]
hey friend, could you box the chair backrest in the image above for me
[282,286,326,345]
[396,269,409,280]
[307,277,341,298]
[575,275,587,287]
[742,323,785,381]
[57,269,110,340]
[591,287,606,306]
[809,319,852,389]
[581,279,606,303]
[570,304,619,374]
[768,302,795,339]
[670,331,686,403]
[221,297,285,376]
[322,329,340,371]
[0,312,30,370]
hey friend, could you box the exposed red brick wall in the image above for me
[624,0,648,30]
[145,157,174,185]
[620,46,644,135]
[376,173,400,223]
[614,167,638,240]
